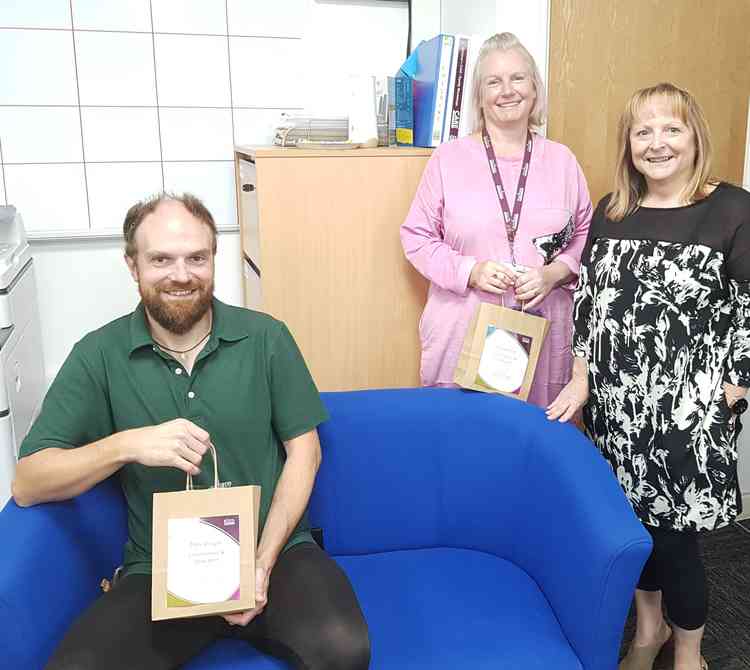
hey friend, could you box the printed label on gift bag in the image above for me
[166,515,241,608]
[475,325,532,394]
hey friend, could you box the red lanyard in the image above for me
[481,129,533,266]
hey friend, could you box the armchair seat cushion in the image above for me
[187,547,582,669]
[341,548,582,670]
[186,642,284,669]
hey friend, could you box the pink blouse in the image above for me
[401,134,592,407]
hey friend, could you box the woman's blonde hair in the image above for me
[606,82,714,221]
[469,33,547,134]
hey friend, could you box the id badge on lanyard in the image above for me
[482,129,533,267]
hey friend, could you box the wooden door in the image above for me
[548,0,750,204]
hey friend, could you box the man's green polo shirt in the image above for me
[19,299,329,575]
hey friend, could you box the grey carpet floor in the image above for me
[619,520,750,669]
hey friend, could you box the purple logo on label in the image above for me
[201,515,240,543]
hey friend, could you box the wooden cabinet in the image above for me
[234,146,432,392]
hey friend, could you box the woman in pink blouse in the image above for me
[400,32,592,407]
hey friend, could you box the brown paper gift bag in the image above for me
[454,301,550,401]
[151,444,261,621]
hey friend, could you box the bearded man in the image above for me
[12,193,370,670]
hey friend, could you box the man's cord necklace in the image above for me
[153,329,211,357]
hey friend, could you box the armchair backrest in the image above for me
[311,388,593,556]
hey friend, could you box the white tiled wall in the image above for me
[5,164,89,234]
[72,0,153,32]
[0,1,409,238]
[81,107,161,163]
[227,0,307,37]
[0,1,72,30]
[85,162,163,230]
[0,29,79,105]
[0,107,83,163]
[151,0,228,35]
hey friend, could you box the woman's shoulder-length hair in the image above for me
[606,82,714,222]
[468,32,548,134]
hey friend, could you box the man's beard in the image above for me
[139,278,214,335]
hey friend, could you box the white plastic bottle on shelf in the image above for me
[347,74,379,148]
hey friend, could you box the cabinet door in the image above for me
[238,159,261,267]
[256,153,430,392]
[242,254,262,311]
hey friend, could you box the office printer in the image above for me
[0,206,45,506]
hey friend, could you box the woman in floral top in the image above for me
[548,83,750,670]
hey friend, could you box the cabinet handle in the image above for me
[242,183,256,192]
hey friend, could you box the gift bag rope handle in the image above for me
[500,290,528,312]
[500,293,527,312]
[185,442,219,491]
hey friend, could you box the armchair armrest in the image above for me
[507,416,651,670]
[0,479,127,670]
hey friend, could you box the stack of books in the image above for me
[394,34,482,148]
[375,77,396,146]
[273,114,349,147]
[369,76,411,147]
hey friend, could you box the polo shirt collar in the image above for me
[128,298,248,356]
[210,298,248,343]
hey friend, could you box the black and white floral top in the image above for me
[573,182,750,531]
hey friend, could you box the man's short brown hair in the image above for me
[123,192,218,258]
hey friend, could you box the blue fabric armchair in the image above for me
[0,388,650,669]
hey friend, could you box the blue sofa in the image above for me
[0,388,650,669]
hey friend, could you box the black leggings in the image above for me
[637,525,707,631]
[45,542,370,670]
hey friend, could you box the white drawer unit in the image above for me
[0,208,45,507]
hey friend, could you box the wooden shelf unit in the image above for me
[235,145,432,392]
